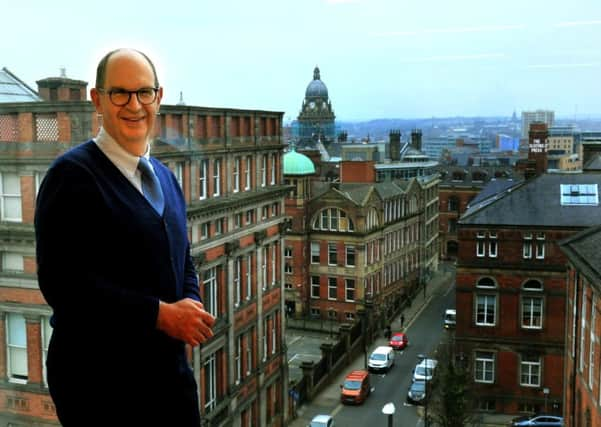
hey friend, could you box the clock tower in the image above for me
[296,66,336,147]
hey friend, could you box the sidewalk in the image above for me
[288,263,455,426]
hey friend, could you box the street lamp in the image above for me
[543,387,549,413]
[357,309,368,368]
[382,402,395,427]
[328,307,334,339]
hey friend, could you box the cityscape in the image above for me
[2,1,601,426]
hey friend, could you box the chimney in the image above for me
[410,128,422,151]
[389,130,401,161]
[527,122,548,178]
[337,131,348,142]
[37,69,88,102]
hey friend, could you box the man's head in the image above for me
[91,49,163,156]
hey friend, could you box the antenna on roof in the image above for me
[177,91,185,106]
[60,67,66,78]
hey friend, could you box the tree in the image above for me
[428,336,475,427]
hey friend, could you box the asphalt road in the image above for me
[290,276,456,427]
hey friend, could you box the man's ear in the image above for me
[156,86,164,105]
[90,88,102,113]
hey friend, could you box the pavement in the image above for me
[287,262,456,427]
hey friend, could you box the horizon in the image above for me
[2,0,601,121]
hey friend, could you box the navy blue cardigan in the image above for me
[35,140,200,380]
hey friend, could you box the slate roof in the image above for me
[467,178,522,209]
[0,67,41,102]
[460,172,601,227]
[559,224,601,286]
[583,154,601,172]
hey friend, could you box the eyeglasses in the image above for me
[97,87,159,106]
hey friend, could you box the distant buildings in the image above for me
[0,68,290,426]
[521,110,555,139]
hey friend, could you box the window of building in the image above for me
[477,400,496,411]
[175,162,184,189]
[261,247,267,290]
[246,332,253,376]
[345,312,355,321]
[476,295,496,326]
[199,160,208,200]
[201,222,209,240]
[476,277,496,288]
[590,295,597,388]
[328,243,337,266]
[520,354,541,387]
[233,157,240,193]
[312,208,354,232]
[448,219,457,233]
[235,335,242,384]
[235,212,242,229]
[271,202,278,217]
[203,354,217,412]
[246,254,252,300]
[234,257,242,307]
[535,233,545,259]
[474,351,494,383]
[310,308,320,317]
[215,218,224,235]
[42,316,51,386]
[311,276,320,298]
[0,173,22,222]
[6,313,28,383]
[284,247,292,258]
[213,158,221,197]
[271,245,276,287]
[310,242,320,264]
[2,252,23,273]
[522,296,543,329]
[345,279,355,302]
[345,245,356,267]
[328,277,337,300]
[203,267,218,316]
[261,155,267,187]
[476,231,485,257]
[245,209,253,225]
[560,184,598,206]
[489,232,497,258]
[448,195,460,212]
[285,263,292,274]
[245,156,252,190]
[270,153,276,185]
[262,205,268,220]
[328,309,337,320]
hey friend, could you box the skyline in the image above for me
[2,0,601,121]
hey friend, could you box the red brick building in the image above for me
[560,225,601,427]
[0,69,289,426]
[456,125,601,417]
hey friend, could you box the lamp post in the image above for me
[357,308,367,369]
[382,402,395,427]
[543,387,549,413]
[328,307,334,339]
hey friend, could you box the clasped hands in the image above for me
[157,298,216,347]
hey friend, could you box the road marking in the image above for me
[331,403,343,417]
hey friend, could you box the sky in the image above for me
[2,0,601,121]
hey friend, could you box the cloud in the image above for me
[372,24,526,37]
[555,20,601,27]
[525,62,601,69]
[324,0,359,4]
[399,53,506,64]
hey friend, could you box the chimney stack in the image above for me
[526,122,549,179]
[410,128,422,151]
[389,130,401,161]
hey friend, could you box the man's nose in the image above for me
[124,92,143,109]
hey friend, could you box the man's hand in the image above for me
[156,298,216,347]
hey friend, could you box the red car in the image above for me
[389,332,409,350]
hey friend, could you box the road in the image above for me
[292,277,455,427]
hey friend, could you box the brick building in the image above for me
[0,69,289,426]
[455,124,601,417]
[559,225,601,427]
[283,153,439,330]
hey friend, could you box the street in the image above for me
[289,268,455,427]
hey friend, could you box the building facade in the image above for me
[0,71,289,426]
[559,225,601,427]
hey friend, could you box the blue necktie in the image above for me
[138,157,165,215]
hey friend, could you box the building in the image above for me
[0,69,290,426]
[521,110,554,139]
[455,125,601,417]
[559,225,601,427]
[547,126,581,172]
[283,146,440,331]
[295,66,336,148]
[437,166,520,259]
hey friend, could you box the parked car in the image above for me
[406,380,427,405]
[340,369,370,404]
[511,414,563,426]
[412,358,438,382]
[443,308,456,329]
[389,332,409,350]
[368,346,395,372]
[309,414,334,427]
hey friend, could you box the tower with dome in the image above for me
[296,66,336,147]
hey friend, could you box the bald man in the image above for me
[35,49,215,426]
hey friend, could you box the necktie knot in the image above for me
[138,157,165,215]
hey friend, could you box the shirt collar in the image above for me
[94,127,151,177]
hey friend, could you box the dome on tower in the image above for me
[305,66,328,98]
[283,149,316,175]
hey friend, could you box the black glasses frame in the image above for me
[97,87,159,106]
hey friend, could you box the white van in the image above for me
[444,309,456,329]
[412,358,438,382]
[368,346,395,372]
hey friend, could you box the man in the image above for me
[35,49,215,426]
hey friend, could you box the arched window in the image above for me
[522,280,543,291]
[477,277,496,288]
[312,208,354,232]
[448,195,460,212]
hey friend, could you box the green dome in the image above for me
[283,149,316,175]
